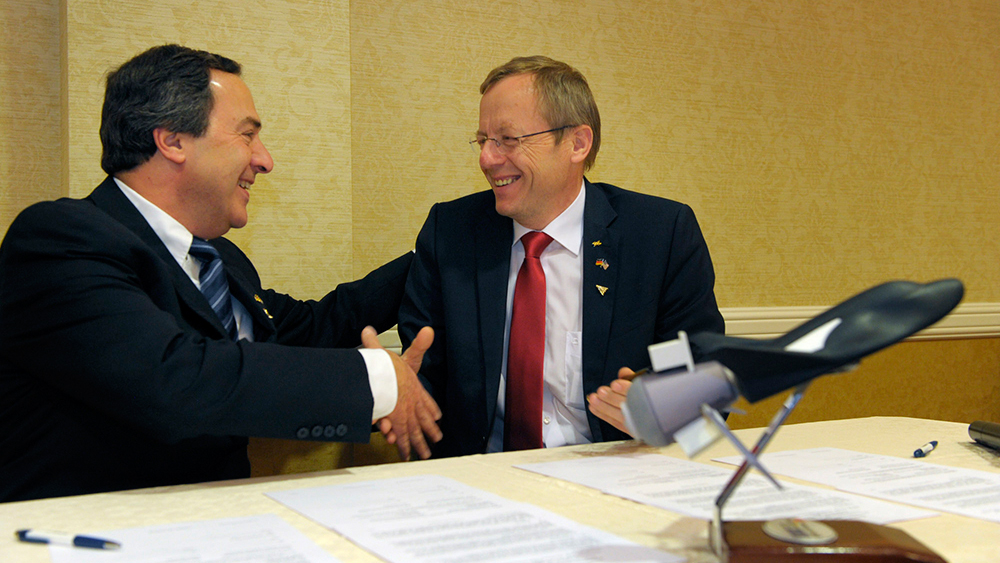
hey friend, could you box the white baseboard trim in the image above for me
[377,302,1000,350]
[723,302,1000,341]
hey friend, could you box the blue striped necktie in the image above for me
[189,238,238,341]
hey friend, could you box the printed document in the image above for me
[48,513,341,563]
[715,447,1000,523]
[518,453,935,523]
[268,474,683,563]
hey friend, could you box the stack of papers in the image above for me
[47,514,342,563]
[268,474,683,563]
[714,447,1000,523]
[517,453,936,523]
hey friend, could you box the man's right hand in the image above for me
[362,326,442,460]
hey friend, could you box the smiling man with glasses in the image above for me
[397,55,725,458]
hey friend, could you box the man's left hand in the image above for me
[587,367,635,436]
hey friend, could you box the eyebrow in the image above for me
[240,116,262,131]
[476,124,514,137]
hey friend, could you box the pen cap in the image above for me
[969,420,1000,451]
[623,361,737,447]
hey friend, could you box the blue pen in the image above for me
[15,529,121,550]
[913,440,938,458]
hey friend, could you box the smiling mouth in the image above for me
[239,180,252,190]
[494,177,518,187]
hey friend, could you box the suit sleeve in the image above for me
[397,204,447,400]
[215,238,412,349]
[656,204,726,358]
[0,202,379,444]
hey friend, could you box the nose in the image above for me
[479,140,505,169]
[252,137,274,174]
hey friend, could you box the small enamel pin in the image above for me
[595,258,609,270]
[592,240,602,247]
[254,294,273,319]
[596,285,609,296]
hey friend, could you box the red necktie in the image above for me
[504,231,553,451]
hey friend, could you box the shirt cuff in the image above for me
[359,348,398,422]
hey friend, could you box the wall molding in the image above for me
[377,302,1000,351]
[721,302,1000,341]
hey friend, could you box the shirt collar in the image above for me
[512,180,586,256]
[113,177,195,264]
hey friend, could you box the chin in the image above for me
[494,204,516,221]
[493,195,517,219]
[227,215,248,231]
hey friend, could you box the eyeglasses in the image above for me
[469,125,577,154]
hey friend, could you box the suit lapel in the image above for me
[224,269,276,342]
[581,181,621,439]
[476,211,513,422]
[87,177,230,339]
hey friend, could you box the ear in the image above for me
[568,125,593,165]
[152,127,187,165]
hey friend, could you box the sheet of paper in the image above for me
[715,447,1000,523]
[47,513,342,563]
[517,453,935,524]
[267,474,683,563]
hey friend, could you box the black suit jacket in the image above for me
[0,177,410,502]
[398,180,724,457]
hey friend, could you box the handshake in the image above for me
[361,326,442,461]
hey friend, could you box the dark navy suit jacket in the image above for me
[0,177,410,502]
[398,180,724,458]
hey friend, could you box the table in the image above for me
[2,417,998,562]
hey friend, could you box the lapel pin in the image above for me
[596,285,609,296]
[254,295,273,319]
[591,240,602,247]
[595,258,609,270]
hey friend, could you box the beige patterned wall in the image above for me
[62,0,354,300]
[351,0,1000,307]
[1,0,997,474]
[0,0,63,231]
[4,1,997,305]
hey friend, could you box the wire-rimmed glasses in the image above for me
[469,125,577,154]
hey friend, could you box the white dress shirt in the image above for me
[488,181,591,452]
[113,178,396,421]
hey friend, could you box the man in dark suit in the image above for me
[0,44,440,502]
[398,56,724,458]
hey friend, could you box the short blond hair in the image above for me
[481,56,601,171]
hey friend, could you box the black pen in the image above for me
[913,440,938,458]
[15,529,121,550]
[620,367,650,381]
